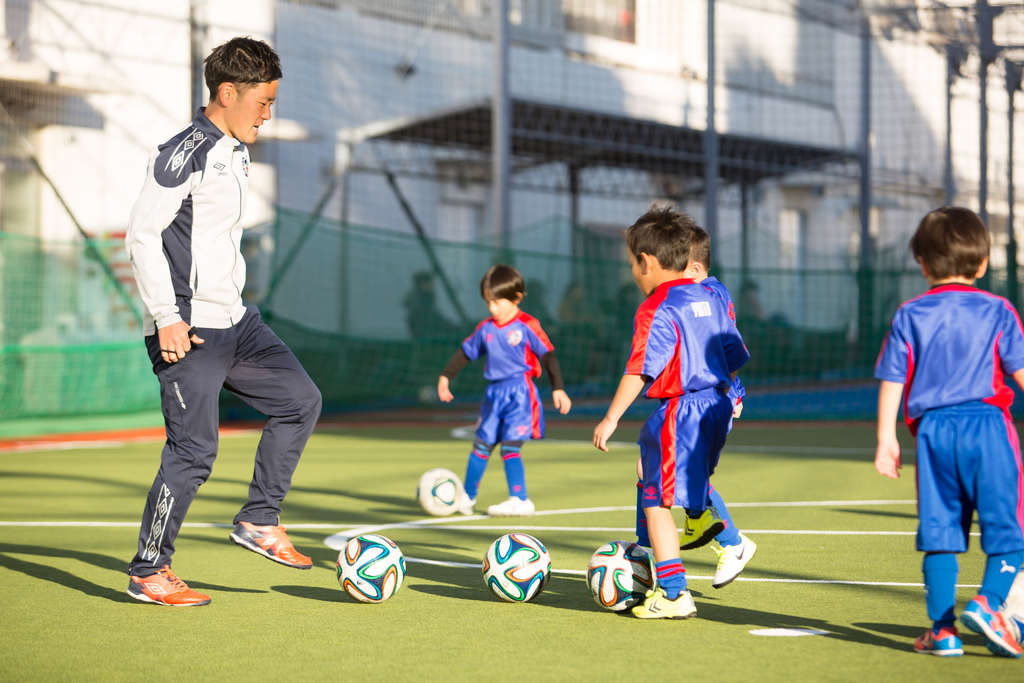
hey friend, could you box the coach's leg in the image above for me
[226,310,322,525]
[128,333,228,576]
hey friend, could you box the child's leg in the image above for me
[500,440,527,500]
[923,552,959,630]
[463,439,494,499]
[709,483,741,547]
[646,506,686,598]
[980,551,1024,607]
[635,458,650,546]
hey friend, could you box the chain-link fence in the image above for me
[2,0,1023,424]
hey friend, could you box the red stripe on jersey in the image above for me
[518,311,551,378]
[518,312,554,351]
[626,279,694,377]
[526,373,542,439]
[659,397,679,506]
[646,323,684,398]
[983,332,1017,412]
[903,341,917,435]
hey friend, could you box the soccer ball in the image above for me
[336,534,406,603]
[482,533,551,602]
[586,541,654,611]
[417,468,463,516]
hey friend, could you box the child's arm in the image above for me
[437,349,471,403]
[540,351,571,415]
[593,374,646,452]
[1013,368,1024,393]
[875,380,904,479]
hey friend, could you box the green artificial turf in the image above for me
[0,423,1014,681]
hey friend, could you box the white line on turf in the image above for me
[0,512,979,587]
[448,425,908,455]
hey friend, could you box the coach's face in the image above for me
[224,80,278,144]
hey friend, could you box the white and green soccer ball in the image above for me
[336,534,406,603]
[482,532,551,602]
[586,541,654,611]
[416,468,463,516]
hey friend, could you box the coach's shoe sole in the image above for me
[230,521,313,569]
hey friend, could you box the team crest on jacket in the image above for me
[507,329,523,346]
[242,156,249,177]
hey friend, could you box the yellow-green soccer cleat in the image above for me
[679,507,725,550]
[630,587,697,620]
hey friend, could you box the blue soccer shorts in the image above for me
[475,375,544,444]
[637,387,733,511]
[915,402,1024,554]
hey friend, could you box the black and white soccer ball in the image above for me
[336,534,406,603]
[482,532,551,602]
[586,541,654,611]
[416,468,463,516]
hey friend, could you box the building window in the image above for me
[563,0,635,43]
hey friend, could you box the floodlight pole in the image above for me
[189,1,207,113]
[944,44,966,205]
[493,0,511,252]
[1007,60,1021,309]
[704,0,719,264]
[857,14,874,360]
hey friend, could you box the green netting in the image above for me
[0,232,157,421]
[4,213,1020,425]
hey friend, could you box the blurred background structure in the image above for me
[2,0,1024,430]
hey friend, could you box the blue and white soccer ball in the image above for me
[337,534,406,603]
[417,468,463,516]
[482,533,551,602]
[586,541,654,611]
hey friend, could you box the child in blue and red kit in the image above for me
[438,265,572,517]
[594,206,749,619]
[875,206,1024,658]
[632,245,757,590]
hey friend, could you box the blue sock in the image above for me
[923,552,958,630]
[980,551,1024,606]
[463,441,492,499]
[635,481,650,546]
[655,559,686,599]
[709,484,741,547]
[501,443,527,499]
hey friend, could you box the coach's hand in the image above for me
[157,321,205,364]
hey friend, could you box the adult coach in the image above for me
[124,37,322,606]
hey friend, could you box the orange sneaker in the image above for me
[127,566,211,606]
[229,521,313,569]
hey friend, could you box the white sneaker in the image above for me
[486,497,535,516]
[455,492,476,515]
[711,533,756,589]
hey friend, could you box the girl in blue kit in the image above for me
[437,265,571,516]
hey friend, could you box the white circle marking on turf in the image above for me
[749,628,830,637]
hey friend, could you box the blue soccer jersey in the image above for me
[462,311,554,443]
[701,276,746,403]
[626,278,749,398]
[875,284,1024,432]
[461,311,554,382]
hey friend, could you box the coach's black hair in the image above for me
[910,206,990,280]
[205,37,282,100]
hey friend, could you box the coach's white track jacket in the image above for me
[126,109,250,335]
